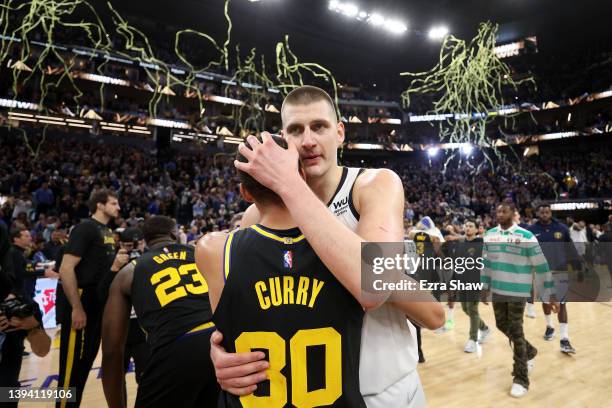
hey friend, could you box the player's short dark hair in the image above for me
[536,203,551,211]
[88,189,118,213]
[142,216,176,243]
[281,85,338,123]
[236,135,287,205]
[498,200,516,211]
[10,226,27,242]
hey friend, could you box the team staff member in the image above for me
[57,190,127,408]
[527,204,579,353]
[102,216,218,408]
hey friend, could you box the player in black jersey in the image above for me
[407,217,444,363]
[101,216,219,408]
[196,135,366,408]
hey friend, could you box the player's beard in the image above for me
[103,208,118,221]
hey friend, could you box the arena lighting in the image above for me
[461,143,474,155]
[348,143,385,150]
[68,123,92,129]
[146,118,190,129]
[549,202,599,211]
[384,19,408,35]
[368,13,385,26]
[329,1,408,35]
[7,112,34,118]
[428,26,449,40]
[0,98,40,110]
[427,147,439,157]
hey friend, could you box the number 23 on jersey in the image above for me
[150,263,209,307]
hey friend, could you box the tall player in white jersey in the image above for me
[210,85,444,407]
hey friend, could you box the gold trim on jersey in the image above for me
[250,225,305,245]
[224,230,236,279]
[187,321,215,334]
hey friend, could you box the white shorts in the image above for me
[363,369,426,408]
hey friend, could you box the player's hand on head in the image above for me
[210,330,269,396]
[234,132,300,195]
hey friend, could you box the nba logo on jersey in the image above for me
[283,250,293,269]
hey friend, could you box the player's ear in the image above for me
[336,121,345,144]
[239,184,255,203]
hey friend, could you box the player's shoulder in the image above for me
[514,225,536,240]
[356,167,402,186]
[484,226,499,236]
[354,167,403,198]
[195,231,230,256]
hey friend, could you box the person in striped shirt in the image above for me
[480,202,559,398]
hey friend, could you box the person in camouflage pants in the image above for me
[492,297,538,389]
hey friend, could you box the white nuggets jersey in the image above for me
[328,167,418,395]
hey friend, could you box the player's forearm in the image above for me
[280,178,384,308]
[102,354,126,408]
[390,300,445,330]
[59,266,83,310]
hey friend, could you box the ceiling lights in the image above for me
[328,1,408,35]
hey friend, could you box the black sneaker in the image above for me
[560,339,576,354]
[418,349,426,363]
[544,326,555,341]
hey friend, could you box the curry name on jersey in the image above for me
[214,225,365,408]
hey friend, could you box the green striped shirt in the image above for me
[481,224,554,299]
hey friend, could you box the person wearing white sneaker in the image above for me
[464,339,478,353]
[481,203,559,398]
[510,383,528,398]
[450,221,490,352]
[527,204,581,355]
[526,301,537,318]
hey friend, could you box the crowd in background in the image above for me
[1,134,610,258]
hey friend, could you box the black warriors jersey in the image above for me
[131,243,214,352]
[214,225,365,408]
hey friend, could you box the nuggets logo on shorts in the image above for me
[283,250,293,269]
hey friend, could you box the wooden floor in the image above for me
[19,301,612,407]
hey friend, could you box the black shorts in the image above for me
[135,328,219,408]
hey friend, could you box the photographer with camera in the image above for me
[0,224,51,403]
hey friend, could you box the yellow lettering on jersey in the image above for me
[153,252,189,265]
[255,276,325,310]
[255,281,271,310]
[282,276,294,305]
[269,277,283,307]
[296,276,310,306]
[104,236,115,245]
[309,279,324,309]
